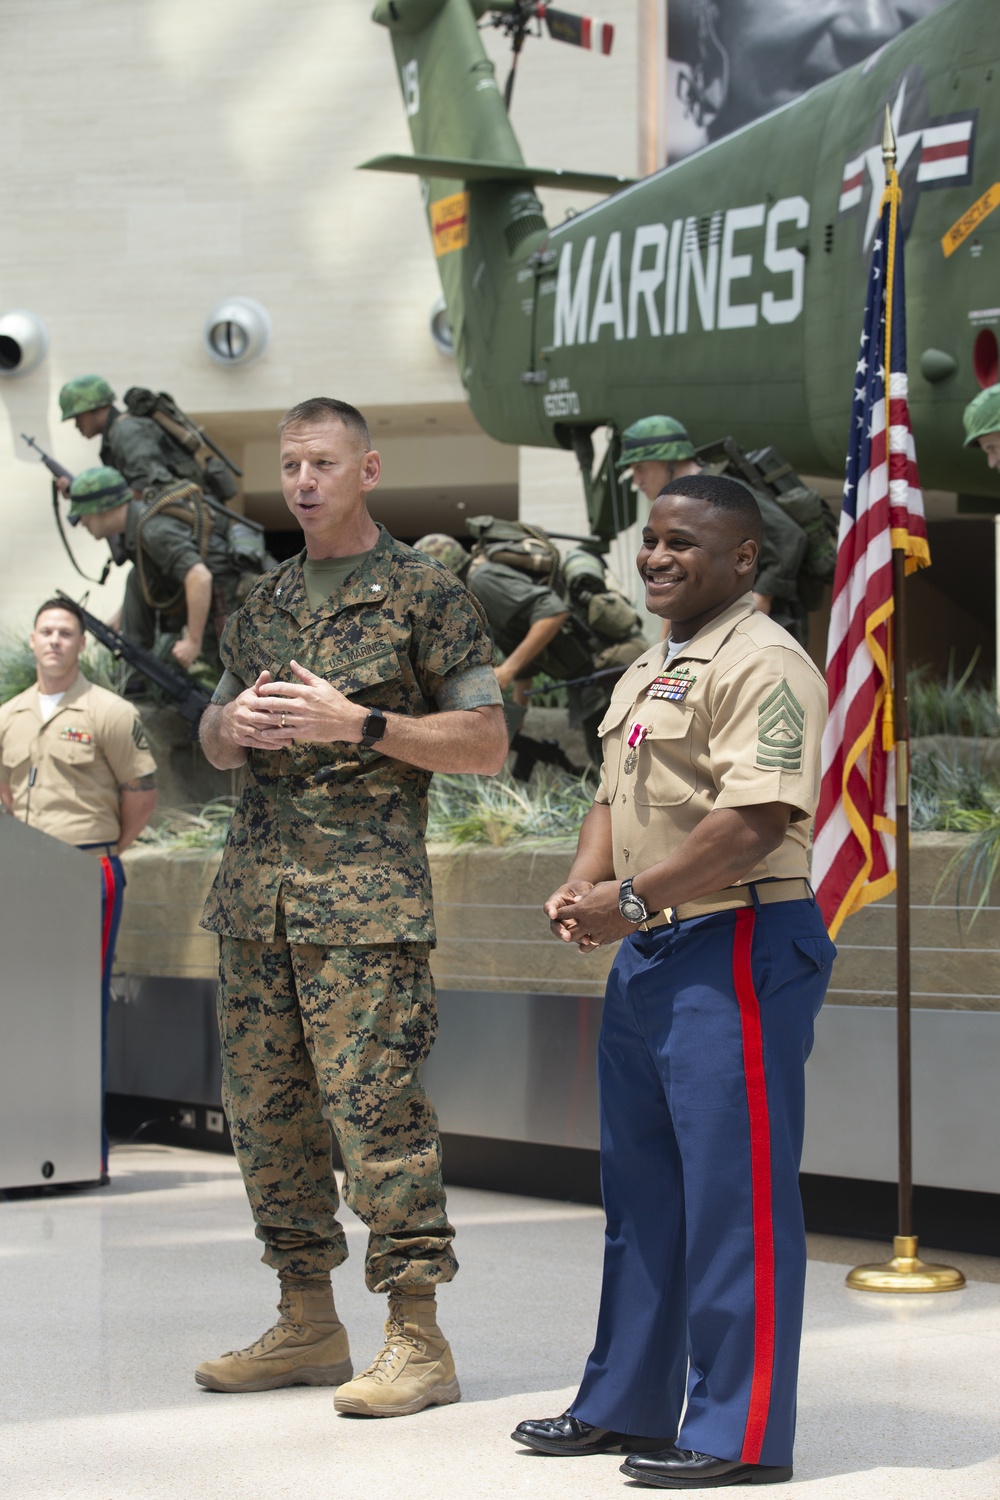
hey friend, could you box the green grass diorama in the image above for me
[6,618,1000,915]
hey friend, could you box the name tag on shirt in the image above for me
[646,667,696,703]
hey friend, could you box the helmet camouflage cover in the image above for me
[59,375,116,421]
[412,533,467,574]
[963,387,1000,447]
[68,466,131,517]
[616,414,696,468]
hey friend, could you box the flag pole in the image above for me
[846,109,963,1292]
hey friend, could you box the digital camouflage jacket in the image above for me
[201,527,495,946]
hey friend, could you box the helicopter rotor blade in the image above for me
[539,5,614,56]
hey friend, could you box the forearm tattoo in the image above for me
[121,774,157,792]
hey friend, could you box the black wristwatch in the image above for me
[619,877,659,925]
[360,707,387,748]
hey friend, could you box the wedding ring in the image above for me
[281,713,287,729]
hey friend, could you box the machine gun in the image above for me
[522,663,627,697]
[56,591,212,734]
[509,731,585,782]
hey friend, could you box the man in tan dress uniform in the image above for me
[513,473,835,1488]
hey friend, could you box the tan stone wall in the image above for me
[0,0,640,630]
[116,834,1000,1013]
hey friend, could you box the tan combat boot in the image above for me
[333,1290,461,1417]
[195,1278,353,1392]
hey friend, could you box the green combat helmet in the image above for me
[616,415,696,468]
[963,387,1000,447]
[59,375,116,421]
[413,533,467,574]
[68,466,131,518]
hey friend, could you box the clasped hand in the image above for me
[224,661,366,750]
[544,879,635,951]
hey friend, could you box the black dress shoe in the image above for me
[620,1446,792,1487]
[512,1412,667,1457]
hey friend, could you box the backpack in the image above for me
[464,514,564,592]
[123,387,242,503]
[695,437,839,611]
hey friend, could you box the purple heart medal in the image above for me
[623,719,648,775]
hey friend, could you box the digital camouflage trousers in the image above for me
[218,921,457,1292]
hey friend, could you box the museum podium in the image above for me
[0,817,102,1190]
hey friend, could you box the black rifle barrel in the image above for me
[55,591,213,731]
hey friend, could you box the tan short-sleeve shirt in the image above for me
[0,674,157,846]
[595,596,827,885]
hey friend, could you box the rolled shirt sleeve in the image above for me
[432,663,503,712]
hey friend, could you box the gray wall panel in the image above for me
[0,820,102,1188]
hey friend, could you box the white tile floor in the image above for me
[1,1144,998,1499]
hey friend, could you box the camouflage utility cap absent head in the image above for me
[617,414,696,468]
[59,375,116,421]
[412,533,467,574]
[963,387,1000,446]
[68,466,131,517]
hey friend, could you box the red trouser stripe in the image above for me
[732,907,776,1463]
[99,856,116,970]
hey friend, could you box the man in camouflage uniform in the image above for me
[619,416,810,644]
[196,397,507,1417]
[58,375,205,493]
[68,467,245,673]
[963,386,1000,475]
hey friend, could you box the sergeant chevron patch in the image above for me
[756,680,804,770]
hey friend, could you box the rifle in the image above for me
[56,591,213,734]
[509,731,586,782]
[21,433,76,492]
[522,664,627,696]
[22,435,131,584]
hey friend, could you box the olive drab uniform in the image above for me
[99,406,205,493]
[118,496,244,674]
[200,527,499,1290]
[466,558,642,765]
[568,596,836,1469]
[752,493,810,645]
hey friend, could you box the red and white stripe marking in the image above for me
[580,15,614,54]
[917,119,973,182]
[839,153,865,212]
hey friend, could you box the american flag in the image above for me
[812,168,930,940]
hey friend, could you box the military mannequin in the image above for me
[68,467,247,674]
[59,375,206,494]
[413,532,643,766]
[963,387,1000,473]
[618,415,810,644]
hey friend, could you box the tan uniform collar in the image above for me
[612,597,757,704]
[666,594,756,664]
[17,672,90,723]
[274,523,395,628]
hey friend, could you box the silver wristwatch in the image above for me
[619,877,658,924]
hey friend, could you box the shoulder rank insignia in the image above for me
[646,666,696,703]
[59,727,93,744]
[756,680,804,771]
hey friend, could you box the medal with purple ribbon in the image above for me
[624,720,647,775]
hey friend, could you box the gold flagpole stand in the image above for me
[846,109,964,1297]
[846,1236,965,1294]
